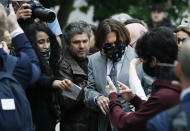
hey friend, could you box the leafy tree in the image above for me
[81,0,190,26]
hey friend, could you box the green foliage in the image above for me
[83,0,190,26]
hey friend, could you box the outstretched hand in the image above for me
[105,76,117,95]
[117,81,135,102]
[52,79,72,92]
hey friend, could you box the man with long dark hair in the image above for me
[85,19,146,131]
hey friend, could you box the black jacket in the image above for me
[147,19,173,31]
[26,74,61,131]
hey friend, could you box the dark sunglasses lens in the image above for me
[104,42,113,48]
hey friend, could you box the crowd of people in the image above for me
[0,0,190,131]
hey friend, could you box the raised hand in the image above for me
[130,58,143,67]
[117,81,135,102]
[16,3,32,20]
[7,4,20,32]
[105,76,117,95]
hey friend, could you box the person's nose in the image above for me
[178,41,183,48]
[43,42,49,49]
[79,42,85,48]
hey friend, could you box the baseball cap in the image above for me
[151,4,165,12]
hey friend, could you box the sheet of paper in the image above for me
[61,83,82,100]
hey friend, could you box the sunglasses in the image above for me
[103,41,122,49]
[177,38,188,43]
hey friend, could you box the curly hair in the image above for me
[96,19,130,50]
[135,27,178,64]
[24,23,61,75]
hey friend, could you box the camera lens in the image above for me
[44,9,56,23]
[33,8,56,22]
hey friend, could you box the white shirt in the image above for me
[129,75,148,101]
[180,87,190,100]
[106,47,127,77]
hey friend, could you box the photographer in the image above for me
[105,27,181,131]
[0,3,40,130]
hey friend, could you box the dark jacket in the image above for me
[108,80,181,131]
[147,91,190,131]
[0,33,40,131]
[57,50,89,131]
[1,33,41,88]
[147,19,173,31]
[26,74,60,131]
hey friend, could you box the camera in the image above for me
[27,0,56,23]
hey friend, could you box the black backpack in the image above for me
[0,55,34,131]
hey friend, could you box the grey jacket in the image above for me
[85,46,145,131]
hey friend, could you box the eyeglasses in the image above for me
[177,38,188,44]
[181,18,190,27]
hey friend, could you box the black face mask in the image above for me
[103,41,126,62]
[40,48,51,65]
[143,62,156,77]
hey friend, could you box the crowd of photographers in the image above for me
[0,0,190,131]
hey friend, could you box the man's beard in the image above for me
[143,62,156,77]
[68,48,88,61]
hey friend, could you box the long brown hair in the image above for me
[96,19,130,50]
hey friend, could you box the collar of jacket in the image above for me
[63,50,87,76]
[152,80,181,95]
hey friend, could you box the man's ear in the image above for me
[149,56,157,67]
[175,60,181,79]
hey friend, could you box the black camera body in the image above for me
[27,0,56,23]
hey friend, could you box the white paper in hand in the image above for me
[61,83,82,100]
